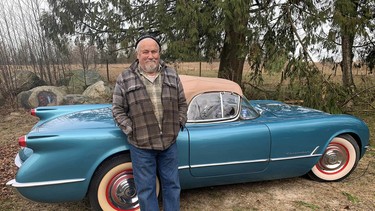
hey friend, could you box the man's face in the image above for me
[136,38,160,73]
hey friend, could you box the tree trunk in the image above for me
[341,34,354,89]
[217,0,249,85]
[218,32,246,85]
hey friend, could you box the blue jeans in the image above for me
[130,142,180,211]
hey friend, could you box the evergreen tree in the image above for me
[40,0,375,87]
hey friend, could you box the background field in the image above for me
[95,61,372,81]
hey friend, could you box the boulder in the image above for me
[62,94,107,105]
[17,86,66,109]
[17,90,32,108]
[82,81,111,100]
[0,92,5,106]
[62,94,94,105]
[12,70,45,95]
[68,70,103,94]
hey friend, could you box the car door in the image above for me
[187,92,271,177]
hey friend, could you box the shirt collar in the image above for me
[137,66,161,83]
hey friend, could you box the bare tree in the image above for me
[0,0,75,105]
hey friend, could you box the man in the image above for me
[112,35,188,211]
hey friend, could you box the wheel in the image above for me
[88,155,160,211]
[308,134,360,182]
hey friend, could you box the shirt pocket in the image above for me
[126,84,154,118]
[163,81,178,101]
[126,85,145,105]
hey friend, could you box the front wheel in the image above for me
[308,134,360,182]
[88,154,160,211]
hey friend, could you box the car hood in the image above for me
[250,100,328,118]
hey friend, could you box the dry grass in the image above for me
[94,62,373,85]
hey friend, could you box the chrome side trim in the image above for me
[190,159,269,169]
[311,146,320,155]
[271,154,322,162]
[178,165,190,170]
[6,178,85,188]
[183,154,322,170]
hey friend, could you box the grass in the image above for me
[342,192,360,203]
[350,111,375,147]
[294,201,320,210]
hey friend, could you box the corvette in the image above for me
[7,75,370,210]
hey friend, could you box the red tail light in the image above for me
[30,108,36,116]
[18,136,27,147]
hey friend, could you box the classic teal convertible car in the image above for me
[7,75,370,210]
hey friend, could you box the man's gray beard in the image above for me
[143,62,158,73]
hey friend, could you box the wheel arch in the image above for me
[323,130,365,158]
[338,132,365,157]
[84,150,131,197]
[308,133,360,182]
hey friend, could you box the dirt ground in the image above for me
[0,107,374,211]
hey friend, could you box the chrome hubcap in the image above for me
[107,170,138,210]
[318,143,348,172]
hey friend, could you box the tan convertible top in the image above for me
[179,75,243,103]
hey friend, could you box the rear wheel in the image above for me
[88,154,160,211]
[308,134,360,182]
